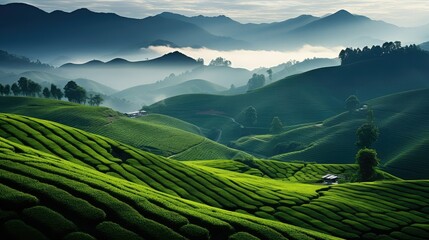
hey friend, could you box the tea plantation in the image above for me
[1,113,429,239]
[0,97,250,159]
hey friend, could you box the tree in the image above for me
[267,69,273,83]
[345,95,360,112]
[270,116,283,133]
[64,81,87,104]
[243,106,257,126]
[11,83,20,96]
[356,122,379,149]
[355,148,380,181]
[209,57,231,67]
[18,77,29,96]
[247,73,266,91]
[3,84,10,96]
[88,94,103,106]
[27,80,41,97]
[42,87,51,98]
[50,84,63,100]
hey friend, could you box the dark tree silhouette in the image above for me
[247,73,266,91]
[267,69,273,83]
[64,81,87,104]
[339,41,422,65]
[42,87,51,98]
[209,57,231,67]
[50,84,63,100]
[356,122,379,149]
[3,84,10,96]
[11,83,20,96]
[242,106,257,126]
[88,94,104,106]
[356,148,380,181]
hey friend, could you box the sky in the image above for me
[1,0,429,27]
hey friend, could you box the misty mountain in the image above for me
[58,51,203,89]
[157,10,423,50]
[0,49,53,71]
[0,3,246,60]
[61,51,198,69]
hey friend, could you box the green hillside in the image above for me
[232,89,429,179]
[0,97,250,160]
[147,52,429,143]
[113,79,227,107]
[186,159,399,183]
[0,137,333,240]
[1,113,429,239]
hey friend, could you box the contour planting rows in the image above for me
[0,97,251,159]
[0,138,332,240]
[0,113,427,239]
[0,114,321,211]
[187,159,398,183]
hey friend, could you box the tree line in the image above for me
[0,77,103,106]
[339,41,422,65]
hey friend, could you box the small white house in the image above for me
[124,110,147,118]
[322,174,339,185]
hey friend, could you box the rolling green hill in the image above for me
[186,159,399,183]
[0,136,333,240]
[231,89,429,179]
[0,97,250,160]
[112,79,226,108]
[1,113,429,239]
[147,52,429,143]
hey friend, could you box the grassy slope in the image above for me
[113,79,227,106]
[147,52,429,141]
[0,137,332,240]
[0,97,250,160]
[186,159,400,183]
[232,89,429,179]
[1,113,429,239]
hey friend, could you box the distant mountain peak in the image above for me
[334,9,353,16]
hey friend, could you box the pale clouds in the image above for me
[1,0,429,27]
[146,45,344,70]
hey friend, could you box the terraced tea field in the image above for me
[1,113,428,239]
[187,159,399,183]
[0,97,250,159]
[0,137,332,240]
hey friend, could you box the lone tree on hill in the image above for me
[356,148,380,181]
[345,95,360,112]
[356,122,379,149]
[247,73,266,91]
[270,116,283,133]
[242,106,257,126]
[64,81,87,104]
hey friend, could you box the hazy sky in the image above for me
[2,0,429,27]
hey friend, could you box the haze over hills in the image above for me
[58,51,203,89]
[147,49,429,132]
[2,2,429,239]
[1,2,429,65]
